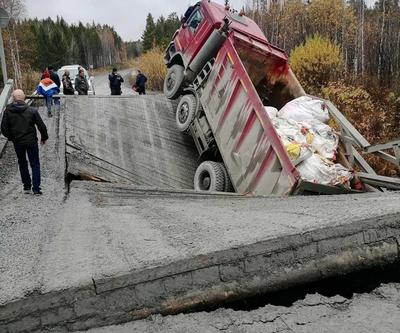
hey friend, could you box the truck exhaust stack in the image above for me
[185,18,231,82]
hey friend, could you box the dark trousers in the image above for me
[14,143,41,192]
[111,88,122,95]
[137,86,146,95]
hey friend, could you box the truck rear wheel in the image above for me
[219,163,234,192]
[164,64,184,100]
[176,94,196,132]
[194,161,225,192]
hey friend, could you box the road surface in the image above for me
[93,69,136,96]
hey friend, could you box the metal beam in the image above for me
[365,139,400,153]
[0,79,13,115]
[358,172,400,191]
[324,100,371,149]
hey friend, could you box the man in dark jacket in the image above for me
[135,70,147,95]
[75,70,89,95]
[62,70,75,95]
[108,68,124,95]
[0,89,48,195]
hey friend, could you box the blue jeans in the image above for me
[45,97,59,113]
[14,143,41,192]
[45,97,53,114]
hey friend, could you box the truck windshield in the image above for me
[187,9,203,32]
[236,43,304,110]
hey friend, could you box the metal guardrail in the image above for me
[0,79,14,135]
[307,94,400,191]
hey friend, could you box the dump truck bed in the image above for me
[199,34,356,195]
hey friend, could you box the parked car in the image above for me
[57,65,95,95]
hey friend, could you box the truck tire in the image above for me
[194,161,225,192]
[218,162,234,192]
[176,94,196,132]
[164,64,185,100]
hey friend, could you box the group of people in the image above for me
[37,66,89,117]
[108,68,147,96]
[1,66,148,196]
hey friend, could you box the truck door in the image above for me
[179,6,208,61]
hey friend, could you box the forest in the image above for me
[247,0,400,90]
[0,0,143,90]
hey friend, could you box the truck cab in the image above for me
[164,1,268,100]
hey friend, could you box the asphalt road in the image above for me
[93,69,136,96]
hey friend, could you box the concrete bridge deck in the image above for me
[0,95,399,332]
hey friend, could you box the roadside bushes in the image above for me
[20,70,41,94]
[290,35,344,95]
[138,48,167,91]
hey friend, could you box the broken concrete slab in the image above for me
[80,283,400,333]
[1,178,400,332]
[65,95,198,188]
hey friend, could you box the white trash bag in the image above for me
[264,106,278,119]
[278,96,330,124]
[297,154,353,185]
[300,120,339,160]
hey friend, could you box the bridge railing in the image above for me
[0,80,14,155]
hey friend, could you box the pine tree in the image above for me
[142,13,156,52]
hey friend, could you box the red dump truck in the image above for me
[164,0,400,195]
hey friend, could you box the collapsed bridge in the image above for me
[0,94,400,332]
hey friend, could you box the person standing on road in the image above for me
[0,89,48,195]
[75,69,89,95]
[135,70,147,95]
[62,70,75,95]
[42,66,61,109]
[36,71,60,117]
[108,68,124,95]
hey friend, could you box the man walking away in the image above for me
[42,66,61,109]
[37,71,60,117]
[108,68,124,95]
[1,89,48,195]
[75,69,89,95]
[135,70,147,95]
[62,70,75,95]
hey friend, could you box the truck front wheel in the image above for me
[194,161,225,192]
[164,64,185,100]
[176,94,196,132]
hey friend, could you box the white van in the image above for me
[57,65,95,95]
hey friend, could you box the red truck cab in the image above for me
[164,0,281,99]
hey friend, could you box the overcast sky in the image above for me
[25,0,247,41]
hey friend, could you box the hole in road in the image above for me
[223,263,400,311]
[189,263,400,313]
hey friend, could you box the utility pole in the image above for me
[0,8,10,86]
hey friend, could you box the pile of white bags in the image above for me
[266,96,353,186]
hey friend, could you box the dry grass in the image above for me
[138,48,167,91]
[18,71,41,94]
